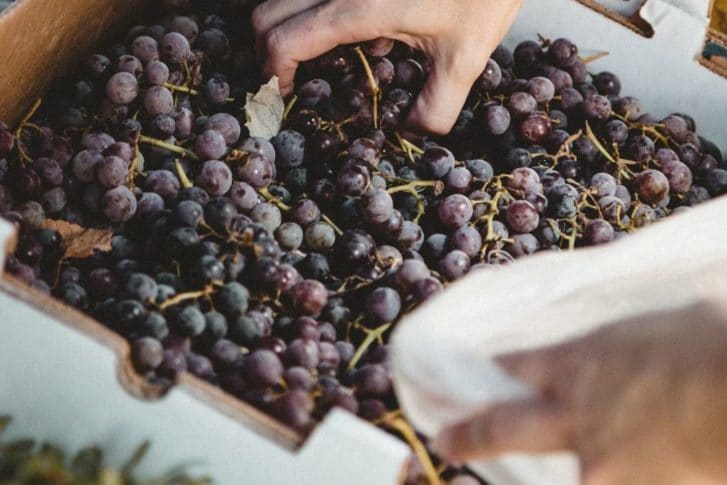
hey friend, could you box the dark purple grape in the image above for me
[196,160,232,196]
[102,186,137,222]
[584,220,615,245]
[195,129,227,160]
[593,71,621,97]
[271,130,305,169]
[117,55,143,78]
[291,279,328,316]
[438,194,473,228]
[360,188,394,224]
[481,104,511,136]
[661,160,692,194]
[96,155,128,188]
[476,59,502,92]
[440,250,470,281]
[520,113,552,145]
[508,92,537,119]
[548,38,578,67]
[612,96,642,121]
[707,168,727,196]
[366,287,401,323]
[237,153,275,189]
[145,169,180,201]
[634,169,669,204]
[506,200,539,233]
[450,225,482,258]
[161,31,191,63]
[625,135,655,162]
[132,337,164,372]
[337,162,370,196]
[527,76,555,104]
[106,72,138,105]
[418,146,454,179]
[582,94,611,123]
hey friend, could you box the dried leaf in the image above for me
[244,76,284,139]
[42,219,113,259]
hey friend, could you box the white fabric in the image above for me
[391,196,727,485]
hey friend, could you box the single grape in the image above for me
[106,72,138,104]
[582,94,611,123]
[161,31,191,63]
[549,38,578,67]
[506,200,540,233]
[584,219,615,245]
[360,188,394,224]
[438,194,473,228]
[366,287,401,323]
[634,169,669,204]
[250,202,282,232]
[144,86,174,116]
[418,146,455,179]
[481,103,511,136]
[304,221,336,251]
[102,186,137,222]
[237,153,276,189]
[450,225,482,258]
[508,92,537,119]
[196,160,232,196]
[96,155,128,188]
[195,129,227,160]
[207,113,241,146]
[593,71,621,96]
[440,250,471,281]
[661,160,693,194]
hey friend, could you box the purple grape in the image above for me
[584,219,615,245]
[106,72,138,104]
[450,225,482,258]
[481,104,511,136]
[548,38,578,67]
[244,349,283,387]
[205,78,230,104]
[195,129,227,160]
[438,194,473,228]
[360,188,394,224]
[96,156,129,188]
[527,76,555,104]
[508,92,537,119]
[131,35,159,63]
[237,153,275,188]
[507,233,540,257]
[337,162,370,196]
[144,169,181,201]
[117,55,143,78]
[582,94,612,122]
[144,86,174,116]
[304,221,336,251]
[271,130,305,169]
[299,78,332,106]
[661,160,692,194]
[506,200,539,233]
[250,202,282,232]
[170,106,194,138]
[161,31,191,63]
[476,59,503,92]
[228,181,259,212]
[634,169,669,204]
[196,160,232,196]
[509,167,542,194]
[366,287,401,323]
[208,113,241,146]
[440,250,470,281]
[102,186,137,222]
[593,71,621,97]
[418,146,454,179]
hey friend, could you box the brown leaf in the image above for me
[244,76,284,140]
[42,219,113,259]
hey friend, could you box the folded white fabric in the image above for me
[391,197,727,485]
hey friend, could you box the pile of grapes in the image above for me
[1,1,726,483]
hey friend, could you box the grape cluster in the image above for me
[1,1,725,483]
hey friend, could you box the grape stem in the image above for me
[387,180,442,195]
[139,135,200,160]
[157,284,216,310]
[347,322,391,370]
[580,51,609,64]
[175,159,194,189]
[354,46,380,129]
[380,413,440,485]
[164,82,199,96]
[258,187,344,236]
[282,95,298,121]
[14,97,42,165]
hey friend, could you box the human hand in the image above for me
[433,301,727,485]
[252,0,522,134]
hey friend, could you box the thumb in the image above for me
[406,56,481,135]
[432,398,570,462]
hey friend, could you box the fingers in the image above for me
[261,1,392,95]
[405,56,481,135]
[252,0,324,57]
[495,339,584,392]
[363,37,395,57]
[432,398,570,462]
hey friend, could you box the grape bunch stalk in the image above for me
[0,2,725,484]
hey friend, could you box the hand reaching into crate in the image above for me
[433,301,727,484]
[252,0,523,134]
